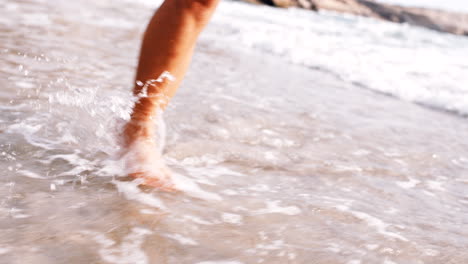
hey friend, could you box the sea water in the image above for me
[1,0,468,263]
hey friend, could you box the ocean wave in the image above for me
[203,1,468,116]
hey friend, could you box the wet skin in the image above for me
[123,0,220,189]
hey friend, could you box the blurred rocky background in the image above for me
[239,0,468,36]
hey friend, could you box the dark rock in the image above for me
[257,0,296,7]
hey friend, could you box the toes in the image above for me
[129,172,176,191]
[145,177,176,192]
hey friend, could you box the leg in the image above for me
[123,0,220,189]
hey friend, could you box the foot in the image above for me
[122,119,175,191]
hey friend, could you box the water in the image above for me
[1,0,468,263]
[209,2,468,116]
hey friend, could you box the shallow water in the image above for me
[1,0,468,263]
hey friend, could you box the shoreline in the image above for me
[240,0,468,36]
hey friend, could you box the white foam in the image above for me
[84,228,152,264]
[396,178,420,189]
[95,157,127,177]
[365,244,379,251]
[47,152,96,177]
[221,189,239,196]
[207,1,468,116]
[254,200,302,216]
[196,261,244,264]
[165,233,198,246]
[263,151,277,161]
[256,240,285,250]
[325,243,342,253]
[68,202,87,209]
[7,122,55,150]
[452,157,468,169]
[248,184,271,192]
[8,208,30,219]
[180,155,225,167]
[16,81,35,89]
[171,173,222,201]
[17,170,46,179]
[384,208,399,214]
[109,150,222,202]
[383,259,397,264]
[336,206,408,242]
[380,247,396,254]
[423,248,440,256]
[334,164,363,172]
[288,252,297,260]
[182,165,245,178]
[423,190,436,197]
[0,248,11,255]
[182,215,214,225]
[221,213,243,225]
[352,149,371,156]
[426,180,445,191]
[113,180,166,209]
[140,209,158,215]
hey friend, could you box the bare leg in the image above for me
[123,0,220,189]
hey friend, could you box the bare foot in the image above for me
[122,119,175,191]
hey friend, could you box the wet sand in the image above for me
[1,0,468,263]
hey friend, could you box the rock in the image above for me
[250,0,317,9]
[272,0,296,8]
[255,0,295,8]
[297,0,317,10]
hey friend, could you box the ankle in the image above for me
[130,98,159,121]
[123,120,154,145]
